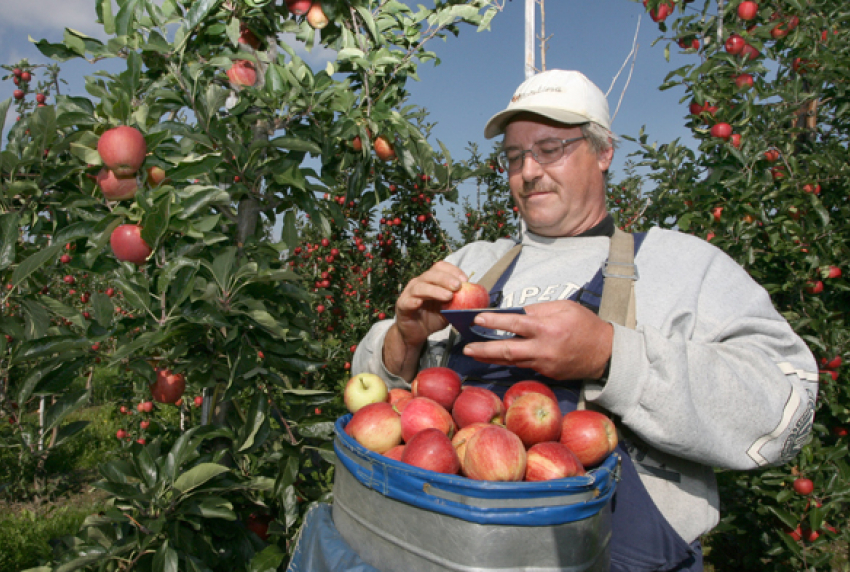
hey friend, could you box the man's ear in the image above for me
[597,144,614,173]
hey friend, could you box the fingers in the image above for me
[397,261,468,311]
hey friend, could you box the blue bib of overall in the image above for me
[446,233,703,572]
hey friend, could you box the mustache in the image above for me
[518,181,556,197]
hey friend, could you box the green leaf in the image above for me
[268,136,322,155]
[141,193,171,250]
[132,442,160,490]
[51,420,90,448]
[11,335,91,366]
[238,392,269,452]
[43,390,90,434]
[10,244,63,290]
[153,542,179,572]
[248,545,286,572]
[185,496,236,520]
[0,213,16,272]
[0,97,10,139]
[114,276,153,316]
[177,185,231,218]
[173,463,230,494]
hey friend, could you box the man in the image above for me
[352,70,818,571]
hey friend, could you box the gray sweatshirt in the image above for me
[352,226,818,543]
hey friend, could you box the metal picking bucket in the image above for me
[332,414,619,572]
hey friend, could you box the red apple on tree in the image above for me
[96,168,138,201]
[793,477,814,495]
[150,368,186,404]
[504,393,563,448]
[146,166,167,187]
[451,386,505,429]
[442,281,489,311]
[306,2,329,29]
[400,428,460,474]
[238,25,261,49]
[735,73,754,90]
[110,224,152,265]
[97,126,147,177]
[741,43,761,61]
[462,425,526,482]
[560,410,618,468]
[710,122,733,140]
[285,0,313,16]
[724,34,746,55]
[374,135,396,161]
[245,512,272,542]
[525,441,586,481]
[344,372,389,413]
[411,366,463,410]
[737,1,758,20]
[227,60,257,87]
[345,402,403,454]
[400,397,456,442]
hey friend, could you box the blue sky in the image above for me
[1,0,709,229]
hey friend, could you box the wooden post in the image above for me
[525,0,535,79]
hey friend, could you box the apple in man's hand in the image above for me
[560,410,618,468]
[344,372,389,413]
[442,281,490,311]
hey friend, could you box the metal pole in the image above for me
[525,0,535,79]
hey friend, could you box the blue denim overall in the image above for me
[446,234,703,571]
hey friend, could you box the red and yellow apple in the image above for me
[345,401,403,454]
[97,126,147,177]
[462,425,526,482]
[560,410,618,468]
[525,441,585,481]
[505,392,563,448]
[411,366,463,410]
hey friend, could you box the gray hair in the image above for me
[581,122,619,154]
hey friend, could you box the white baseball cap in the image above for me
[484,70,612,139]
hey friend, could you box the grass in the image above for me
[0,489,107,572]
[0,403,120,571]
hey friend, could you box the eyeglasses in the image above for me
[497,136,586,173]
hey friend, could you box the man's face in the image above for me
[502,114,613,237]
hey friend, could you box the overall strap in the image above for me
[579,227,640,409]
[599,227,639,329]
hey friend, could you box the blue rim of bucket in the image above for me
[334,414,618,526]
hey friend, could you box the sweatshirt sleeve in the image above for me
[583,229,819,470]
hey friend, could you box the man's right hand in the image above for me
[383,261,468,380]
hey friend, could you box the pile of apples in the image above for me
[343,368,618,482]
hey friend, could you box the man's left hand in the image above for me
[462,300,613,381]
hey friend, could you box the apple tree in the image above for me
[624,0,849,569]
[450,144,519,245]
[1,0,503,568]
